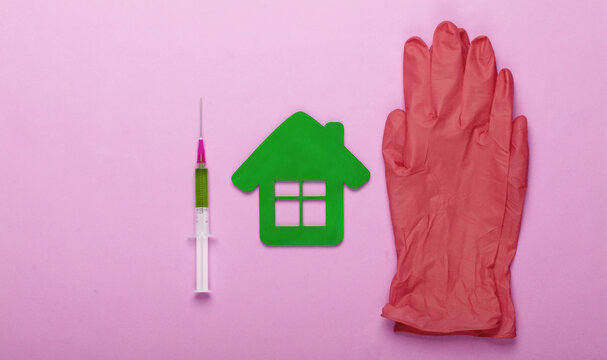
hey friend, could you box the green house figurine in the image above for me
[232,111,370,245]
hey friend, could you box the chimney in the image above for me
[325,122,344,145]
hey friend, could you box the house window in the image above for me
[275,181,326,226]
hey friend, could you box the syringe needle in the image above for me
[199,98,203,139]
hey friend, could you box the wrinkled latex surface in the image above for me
[381,21,528,338]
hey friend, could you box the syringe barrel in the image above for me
[195,207,210,292]
[195,166,208,208]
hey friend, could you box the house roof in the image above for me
[232,111,370,192]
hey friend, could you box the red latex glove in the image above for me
[381,21,528,337]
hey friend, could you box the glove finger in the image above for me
[459,27,470,54]
[382,109,406,170]
[508,116,529,191]
[430,21,467,119]
[403,37,432,124]
[489,69,514,151]
[461,36,497,129]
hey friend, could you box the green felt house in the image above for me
[232,111,369,245]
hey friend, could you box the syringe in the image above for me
[195,98,210,293]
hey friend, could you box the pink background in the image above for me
[1,0,606,359]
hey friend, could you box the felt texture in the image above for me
[232,112,369,245]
